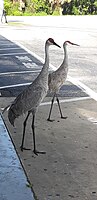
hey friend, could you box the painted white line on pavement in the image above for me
[0,70,41,76]
[0,52,28,56]
[0,43,15,46]
[0,47,21,50]
[40,96,91,106]
[0,82,31,89]
[0,81,91,105]
[13,41,48,64]
[68,76,97,102]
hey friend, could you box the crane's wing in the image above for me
[8,81,47,126]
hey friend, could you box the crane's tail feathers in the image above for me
[2,101,14,114]
[8,108,16,127]
[2,105,10,114]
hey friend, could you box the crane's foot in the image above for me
[33,149,46,156]
[61,116,68,119]
[47,118,55,122]
[20,146,31,152]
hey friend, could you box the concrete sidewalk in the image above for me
[1,96,97,200]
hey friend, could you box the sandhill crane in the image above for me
[47,40,79,122]
[8,38,61,155]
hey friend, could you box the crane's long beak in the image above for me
[72,42,80,46]
[54,42,61,48]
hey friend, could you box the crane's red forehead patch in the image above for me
[65,40,71,44]
[48,38,54,43]
[64,41,79,46]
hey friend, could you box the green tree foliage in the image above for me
[4,0,52,15]
[30,0,51,13]
[24,0,52,15]
[62,0,97,15]
[4,0,12,14]
[4,0,22,15]
[4,0,97,15]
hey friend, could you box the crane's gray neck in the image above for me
[44,42,49,67]
[38,42,50,80]
[62,44,68,66]
[64,44,68,60]
[40,42,49,76]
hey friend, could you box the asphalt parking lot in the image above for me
[1,17,97,200]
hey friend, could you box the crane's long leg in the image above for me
[31,114,36,154]
[47,94,55,122]
[31,114,46,155]
[20,112,30,151]
[56,96,67,119]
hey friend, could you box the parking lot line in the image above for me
[0,70,41,76]
[0,52,28,56]
[40,96,91,106]
[68,76,97,102]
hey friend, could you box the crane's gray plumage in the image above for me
[8,38,61,155]
[47,40,79,121]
